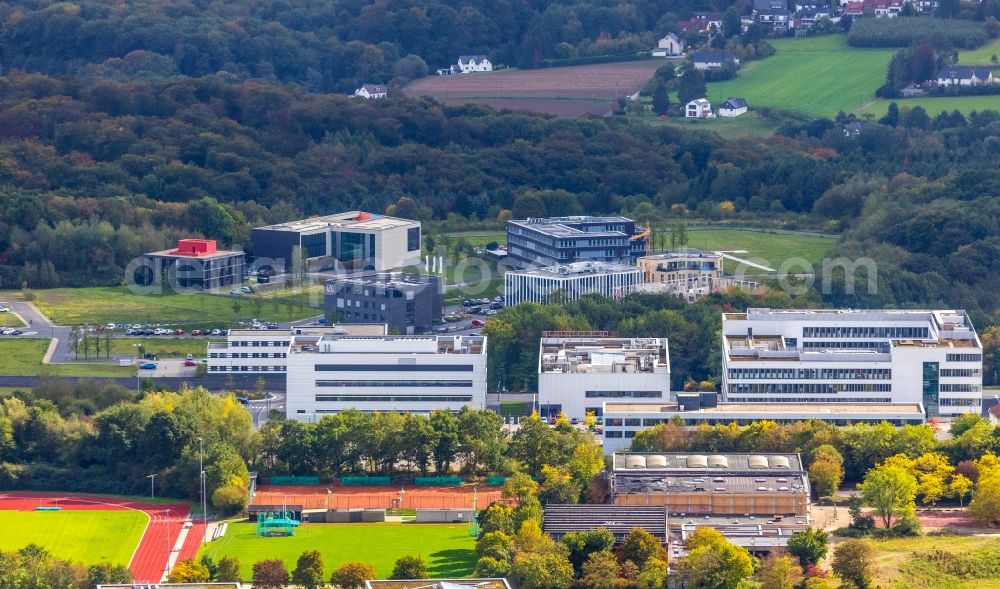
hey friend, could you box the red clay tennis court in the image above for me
[253,484,505,510]
[0,491,190,583]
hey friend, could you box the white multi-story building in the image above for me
[721,309,983,416]
[504,262,644,306]
[285,334,487,420]
[537,336,670,421]
[206,325,387,374]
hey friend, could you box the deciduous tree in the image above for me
[330,562,375,589]
[831,539,877,589]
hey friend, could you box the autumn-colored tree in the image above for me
[757,554,803,589]
[330,562,376,589]
[167,560,211,583]
[252,559,289,589]
[832,539,877,589]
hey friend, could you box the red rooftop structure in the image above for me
[142,238,245,290]
[170,239,218,256]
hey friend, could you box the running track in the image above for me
[0,492,191,582]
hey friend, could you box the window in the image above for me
[315,395,473,402]
[315,380,473,387]
[585,391,663,398]
[301,232,327,258]
[315,364,474,372]
[946,354,982,362]
[407,227,421,252]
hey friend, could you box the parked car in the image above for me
[184,359,198,367]
[174,329,184,336]
[1,328,16,335]
[0,306,10,313]
[228,289,241,295]
[470,319,485,327]
[211,329,223,336]
[191,329,202,336]
[267,323,279,329]
[139,362,157,370]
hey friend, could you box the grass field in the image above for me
[649,111,783,137]
[871,534,1000,588]
[0,312,26,327]
[109,337,222,358]
[860,95,1000,117]
[19,287,318,327]
[678,229,838,273]
[199,522,476,580]
[707,35,894,117]
[0,338,134,377]
[0,510,147,565]
[958,38,1000,65]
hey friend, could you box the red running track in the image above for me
[0,492,191,583]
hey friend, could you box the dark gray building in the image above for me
[506,216,648,268]
[324,273,442,335]
[142,239,245,291]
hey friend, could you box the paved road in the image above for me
[1,300,74,361]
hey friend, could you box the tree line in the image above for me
[0,545,131,589]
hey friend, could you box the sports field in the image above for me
[707,35,895,117]
[0,510,147,565]
[200,522,477,580]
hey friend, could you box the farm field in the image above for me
[958,37,1000,65]
[681,229,839,273]
[18,287,318,327]
[860,95,1000,116]
[870,534,1000,588]
[707,35,894,117]
[199,522,477,580]
[0,510,147,565]
[0,338,134,377]
[404,61,663,116]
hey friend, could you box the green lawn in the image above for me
[0,510,147,566]
[679,228,838,273]
[109,337,222,358]
[649,111,782,137]
[20,287,318,327]
[0,312,26,327]
[446,231,506,248]
[707,35,895,117]
[870,534,1000,589]
[860,95,1000,117]
[958,37,1000,65]
[0,338,135,377]
[199,522,477,580]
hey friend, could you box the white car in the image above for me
[106,323,117,330]
[0,306,9,313]
[1,328,14,335]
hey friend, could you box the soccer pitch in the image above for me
[0,510,148,565]
[199,522,477,580]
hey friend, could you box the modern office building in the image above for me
[506,216,648,268]
[721,309,983,416]
[537,336,670,420]
[142,239,245,290]
[637,248,723,298]
[324,273,442,335]
[206,324,387,374]
[251,212,421,272]
[600,400,926,454]
[504,262,644,306]
[285,334,487,419]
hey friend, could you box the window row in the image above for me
[946,354,982,362]
[585,390,663,398]
[727,383,891,394]
[802,326,929,338]
[315,380,473,388]
[314,395,472,403]
[727,368,891,380]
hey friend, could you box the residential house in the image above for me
[843,121,867,137]
[354,84,388,99]
[680,11,727,33]
[686,98,714,118]
[796,5,832,26]
[457,55,492,73]
[937,66,996,87]
[870,0,905,17]
[652,33,684,57]
[912,0,940,13]
[843,1,864,15]
[756,7,793,28]
[691,50,740,70]
[719,97,748,117]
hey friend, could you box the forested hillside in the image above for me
[0,0,727,89]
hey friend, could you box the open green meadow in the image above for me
[650,111,783,137]
[0,312,26,327]
[109,337,222,358]
[0,338,134,377]
[0,510,147,565]
[679,229,838,272]
[199,522,477,580]
[958,37,1000,65]
[21,287,318,327]
[860,95,1000,117]
[707,35,895,117]
[871,534,1000,589]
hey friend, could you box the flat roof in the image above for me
[509,216,637,239]
[227,325,387,337]
[603,402,924,415]
[639,248,719,260]
[326,272,437,289]
[540,337,668,374]
[613,452,803,472]
[508,261,641,278]
[255,212,418,234]
[727,308,972,325]
[145,248,244,260]
[290,334,485,355]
